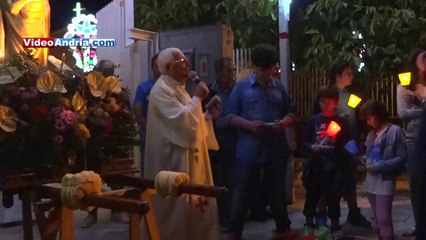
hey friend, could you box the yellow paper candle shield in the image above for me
[398,72,411,86]
[347,94,362,108]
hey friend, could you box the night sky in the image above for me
[49,0,112,31]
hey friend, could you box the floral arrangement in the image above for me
[0,52,137,174]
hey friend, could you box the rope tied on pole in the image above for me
[154,171,189,197]
[60,170,102,210]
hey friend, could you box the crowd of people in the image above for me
[132,45,426,240]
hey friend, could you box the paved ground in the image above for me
[0,178,415,240]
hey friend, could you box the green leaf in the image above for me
[191,0,199,8]
[306,4,316,16]
[369,22,375,35]
[305,29,320,35]
[271,11,277,21]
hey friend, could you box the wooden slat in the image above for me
[59,207,73,240]
[141,189,160,240]
[0,173,37,190]
[21,191,33,240]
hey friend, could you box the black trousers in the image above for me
[303,169,341,219]
[416,167,426,240]
[230,157,291,236]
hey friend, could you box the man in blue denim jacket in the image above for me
[225,44,300,240]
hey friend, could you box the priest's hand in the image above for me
[194,82,209,100]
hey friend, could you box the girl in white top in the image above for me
[360,100,407,240]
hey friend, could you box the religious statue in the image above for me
[0,0,50,65]
[0,10,4,62]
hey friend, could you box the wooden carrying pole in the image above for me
[102,174,228,199]
[102,174,228,240]
[39,184,149,214]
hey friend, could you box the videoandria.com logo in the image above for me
[22,38,116,48]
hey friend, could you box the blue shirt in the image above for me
[133,79,155,118]
[225,74,296,165]
[210,81,235,129]
[209,81,237,153]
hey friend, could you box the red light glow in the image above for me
[326,121,341,137]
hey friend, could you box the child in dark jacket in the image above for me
[360,100,407,240]
[302,85,352,239]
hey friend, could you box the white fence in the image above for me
[233,48,253,81]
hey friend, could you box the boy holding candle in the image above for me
[313,59,371,229]
[302,85,352,239]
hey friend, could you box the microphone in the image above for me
[188,70,200,84]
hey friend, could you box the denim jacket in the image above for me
[365,124,407,180]
[225,74,296,165]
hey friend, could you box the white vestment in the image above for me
[144,75,219,240]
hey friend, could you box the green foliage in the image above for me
[134,0,278,47]
[134,0,216,31]
[299,0,426,77]
[134,0,426,76]
[215,0,278,47]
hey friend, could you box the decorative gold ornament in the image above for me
[0,105,18,132]
[105,76,121,94]
[75,123,90,139]
[72,91,86,112]
[86,71,107,98]
[36,70,67,93]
